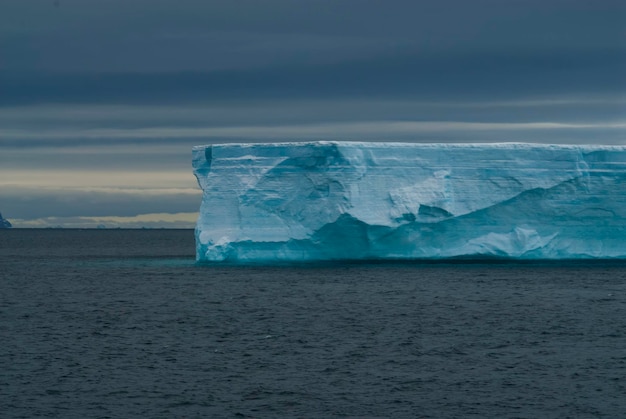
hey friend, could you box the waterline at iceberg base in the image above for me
[192,142,626,263]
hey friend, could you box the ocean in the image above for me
[1,229,625,418]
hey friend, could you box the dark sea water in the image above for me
[1,230,625,418]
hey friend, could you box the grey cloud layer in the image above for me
[1,0,624,105]
[1,186,200,219]
[2,0,624,71]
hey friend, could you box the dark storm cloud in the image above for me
[2,47,625,106]
[1,0,624,105]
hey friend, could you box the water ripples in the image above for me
[1,230,626,417]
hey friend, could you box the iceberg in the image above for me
[193,142,626,262]
[0,212,11,229]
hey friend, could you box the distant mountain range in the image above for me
[0,212,12,228]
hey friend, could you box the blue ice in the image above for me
[193,142,626,262]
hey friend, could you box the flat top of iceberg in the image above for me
[193,141,626,151]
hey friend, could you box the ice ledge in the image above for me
[193,142,626,262]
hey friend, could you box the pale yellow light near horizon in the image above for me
[0,169,199,191]
[12,212,199,229]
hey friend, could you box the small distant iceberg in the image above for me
[0,212,12,229]
[193,141,626,263]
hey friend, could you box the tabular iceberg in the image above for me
[193,142,626,262]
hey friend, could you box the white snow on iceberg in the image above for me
[192,142,626,262]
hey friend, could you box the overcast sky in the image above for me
[1,0,625,227]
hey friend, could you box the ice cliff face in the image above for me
[193,142,626,262]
